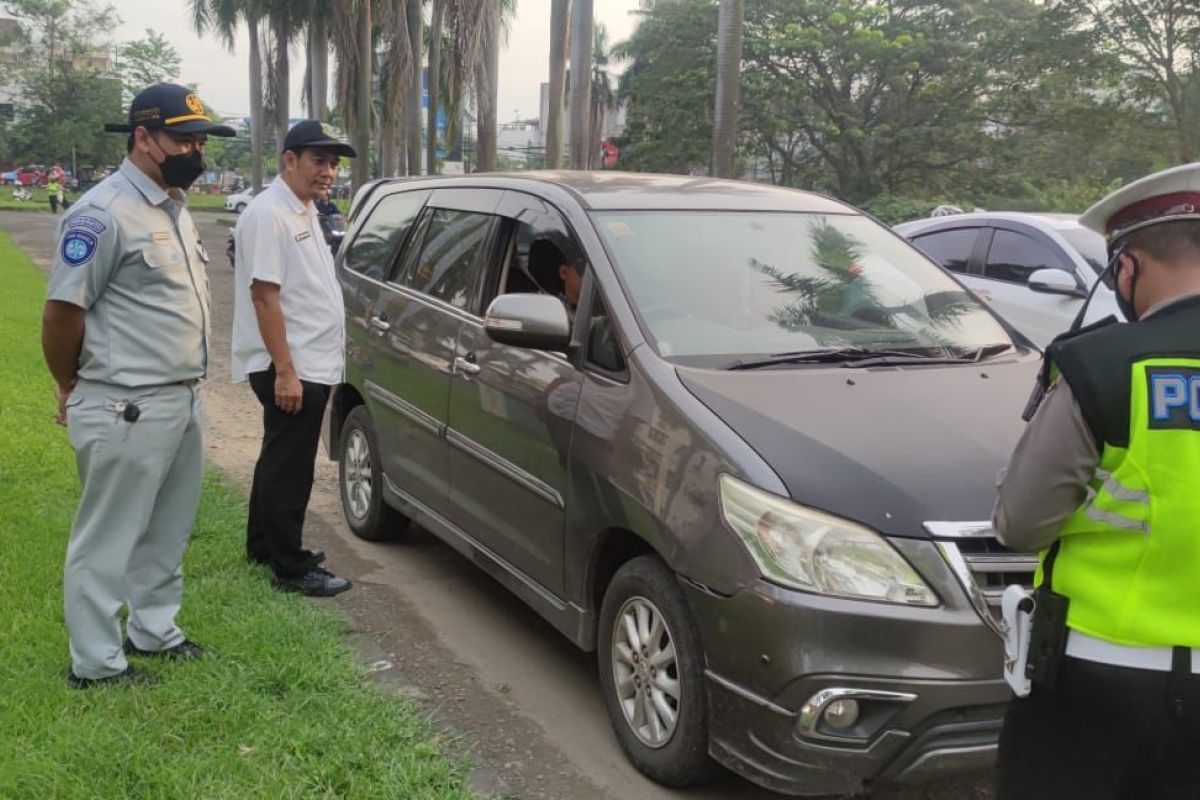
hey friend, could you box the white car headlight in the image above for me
[718,474,938,606]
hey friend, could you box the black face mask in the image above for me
[1115,252,1141,322]
[151,136,206,189]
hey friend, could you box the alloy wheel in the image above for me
[343,428,373,521]
[611,595,681,748]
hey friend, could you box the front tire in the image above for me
[338,405,407,541]
[235,202,247,213]
[598,556,719,787]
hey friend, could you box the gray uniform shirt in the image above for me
[993,292,1200,551]
[46,159,211,387]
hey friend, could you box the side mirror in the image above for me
[484,293,572,351]
[1028,268,1087,299]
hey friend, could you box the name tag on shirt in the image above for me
[295,230,312,243]
[151,231,172,243]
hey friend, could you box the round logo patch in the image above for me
[185,93,205,115]
[61,230,98,267]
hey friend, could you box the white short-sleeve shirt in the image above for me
[231,176,346,385]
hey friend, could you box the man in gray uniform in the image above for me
[41,84,234,688]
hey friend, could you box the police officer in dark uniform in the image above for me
[993,164,1200,797]
[42,84,234,688]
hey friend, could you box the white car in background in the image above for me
[223,186,262,213]
[896,212,1121,347]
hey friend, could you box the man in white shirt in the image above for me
[231,120,355,596]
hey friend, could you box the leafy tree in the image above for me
[615,0,718,173]
[1055,0,1200,163]
[115,28,181,102]
[0,0,124,169]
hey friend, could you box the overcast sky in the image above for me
[108,0,642,120]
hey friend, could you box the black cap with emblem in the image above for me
[282,119,358,158]
[104,83,236,137]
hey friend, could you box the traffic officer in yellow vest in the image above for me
[41,84,234,688]
[993,163,1200,798]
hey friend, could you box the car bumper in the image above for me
[682,568,1009,797]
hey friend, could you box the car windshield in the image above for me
[593,211,1012,363]
[1057,225,1109,275]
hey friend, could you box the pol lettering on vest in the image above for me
[1147,367,1200,428]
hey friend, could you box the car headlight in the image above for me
[718,474,938,606]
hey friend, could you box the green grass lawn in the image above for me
[0,231,475,799]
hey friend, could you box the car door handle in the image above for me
[454,357,481,376]
[369,316,391,333]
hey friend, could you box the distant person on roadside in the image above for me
[41,83,234,689]
[47,177,61,212]
[314,191,345,255]
[231,119,356,597]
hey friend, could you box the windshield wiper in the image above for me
[840,342,1017,369]
[728,347,940,371]
[727,343,1016,371]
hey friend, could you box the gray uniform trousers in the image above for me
[64,379,204,679]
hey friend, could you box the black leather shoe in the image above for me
[303,548,327,565]
[273,568,352,597]
[123,639,208,660]
[67,665,158,689]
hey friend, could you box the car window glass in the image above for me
[985,229,1059,284]
[342,190,427,280]
[400,208,492,309]
[491,208,587,303]
[911,228,977,273]
[586,292,625,374]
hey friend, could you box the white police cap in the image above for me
[1080,162,1200,244]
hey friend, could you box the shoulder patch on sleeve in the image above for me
[61,230,99,267]
[67,215,107,234]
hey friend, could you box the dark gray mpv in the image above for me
[327,172,1038,796]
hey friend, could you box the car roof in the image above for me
[896,210,1086,234]
[364,171,856,214]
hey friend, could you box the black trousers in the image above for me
[998,656,1200,799]
[247,365,331,578]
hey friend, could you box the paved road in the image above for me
[4,207,994,800]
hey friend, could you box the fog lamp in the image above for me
[823,698,860,730]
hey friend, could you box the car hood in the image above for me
[677,357,1039,539]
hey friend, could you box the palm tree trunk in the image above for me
[405,0,423,175]
[352,0,372,190]
[546,0,568,169]
[249,13,265,191]
[310,12,329,120]
[712,0,744,179]
[274,20,290,155]
[474,0,500,172]
[568,0,593,170]
[589,95,602,170]
[426,0,444,174]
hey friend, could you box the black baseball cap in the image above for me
[282,120,357,158]
[104,83,235,136]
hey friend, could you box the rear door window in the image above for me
[397,208,493,310]
[985,229,1068,285]
[910,228,979,274]
[342,190,428,281]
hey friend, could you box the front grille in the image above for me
[924,521,1036,633]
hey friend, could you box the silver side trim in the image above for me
[923,521,995,539]
[446,428,565,509]
[935,541,1006,640]
[382,474,567,612]
[365,380,443,436]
